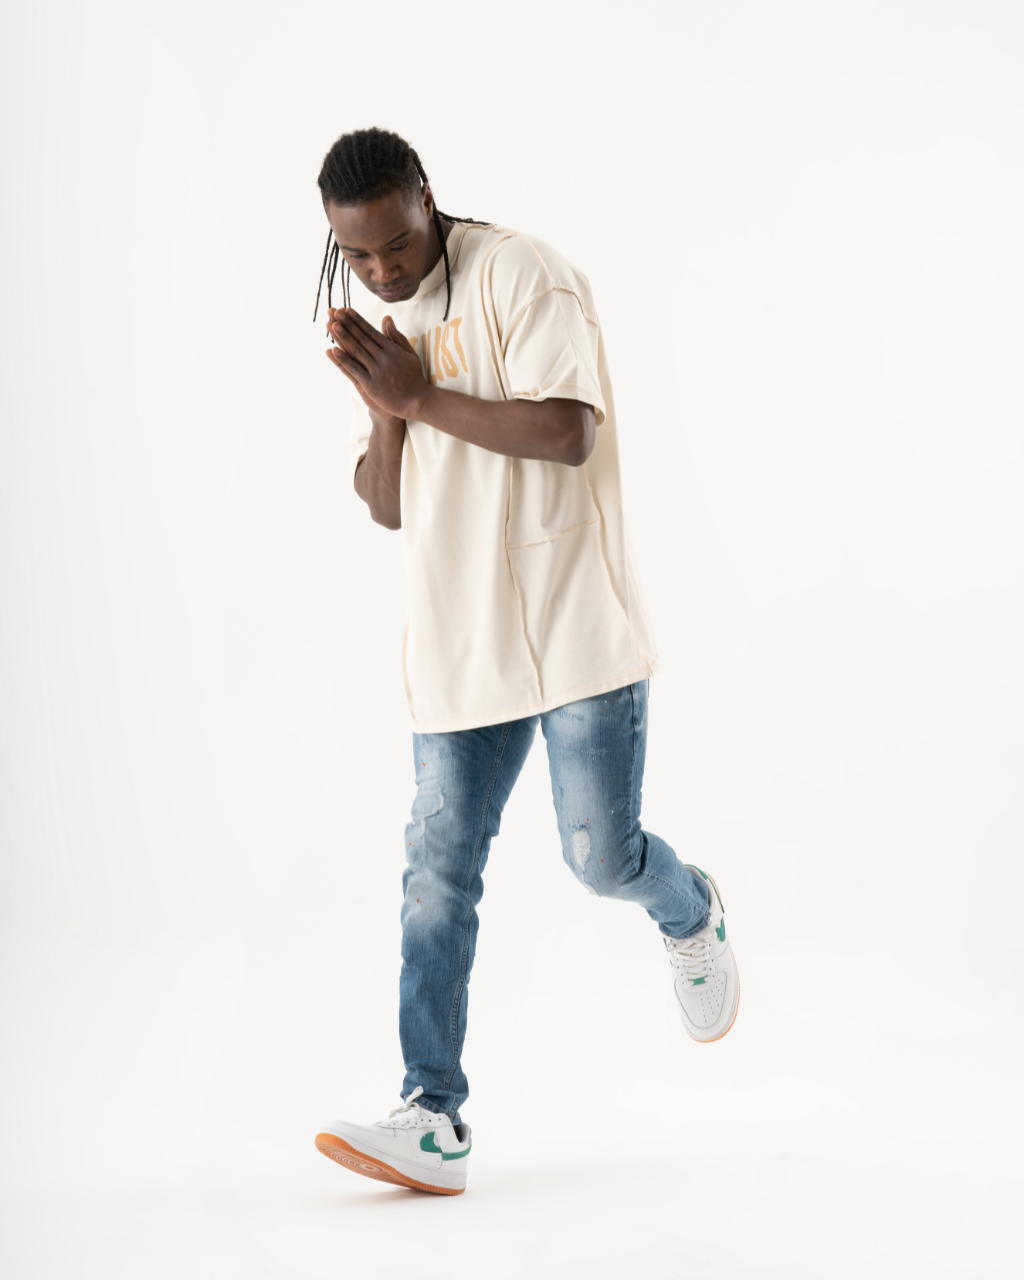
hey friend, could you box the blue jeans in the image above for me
[399,681,709,1121]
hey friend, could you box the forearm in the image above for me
[354,416,405,529]
[328,308,595,466]
[408,387,595,467]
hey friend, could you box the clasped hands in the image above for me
[326,308,427,423]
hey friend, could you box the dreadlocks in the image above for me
[314,127,487,324]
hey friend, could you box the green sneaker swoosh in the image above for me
[420,1132,471,1160]
[716,918,726,942]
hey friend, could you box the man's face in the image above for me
[325,184,437,305]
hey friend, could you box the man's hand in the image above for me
[324,307,595,475]
[326,308,427,421]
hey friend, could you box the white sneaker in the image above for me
[664,865,740,1042]
[315,1087,472,1196]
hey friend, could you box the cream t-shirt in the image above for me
[349,222,659,732]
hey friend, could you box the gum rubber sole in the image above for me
[314,1133,465,1196]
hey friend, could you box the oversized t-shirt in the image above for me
[349,222,659,732]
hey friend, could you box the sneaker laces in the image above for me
[383,1085,433,1128]
[664,928,714,983]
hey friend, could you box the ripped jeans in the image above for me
[399,680,709,1121]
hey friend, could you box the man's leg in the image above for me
[540,681,709,937]
[400,716,537,1122]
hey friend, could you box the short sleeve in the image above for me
[502,286,606,426]
[350,386,372,484]
[504,288,609,427]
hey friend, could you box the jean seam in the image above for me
[441,721,513,1117]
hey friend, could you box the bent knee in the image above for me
[565,822,639,897]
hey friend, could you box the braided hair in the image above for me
[314,127,487,323]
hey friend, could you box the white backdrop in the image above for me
[2,1,1022,1276]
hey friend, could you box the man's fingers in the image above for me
[382,315,416,354]
[331,317,379,365]
[331,327,376,367]
[327,350,393,416]
[327,341,366,371]
[340,309,388,349]
[326,346,369,383]
[336,320,382,361]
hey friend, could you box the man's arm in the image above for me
[411,386,594,468]
[326,308,596,470]
[354,408,405,530]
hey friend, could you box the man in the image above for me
[312,128,738,1197]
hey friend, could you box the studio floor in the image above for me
[2,1101,1018,1279]
[2,927,1020,1279]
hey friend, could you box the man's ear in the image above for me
[420,181,435,222]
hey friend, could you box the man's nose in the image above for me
[370,257,400,283]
